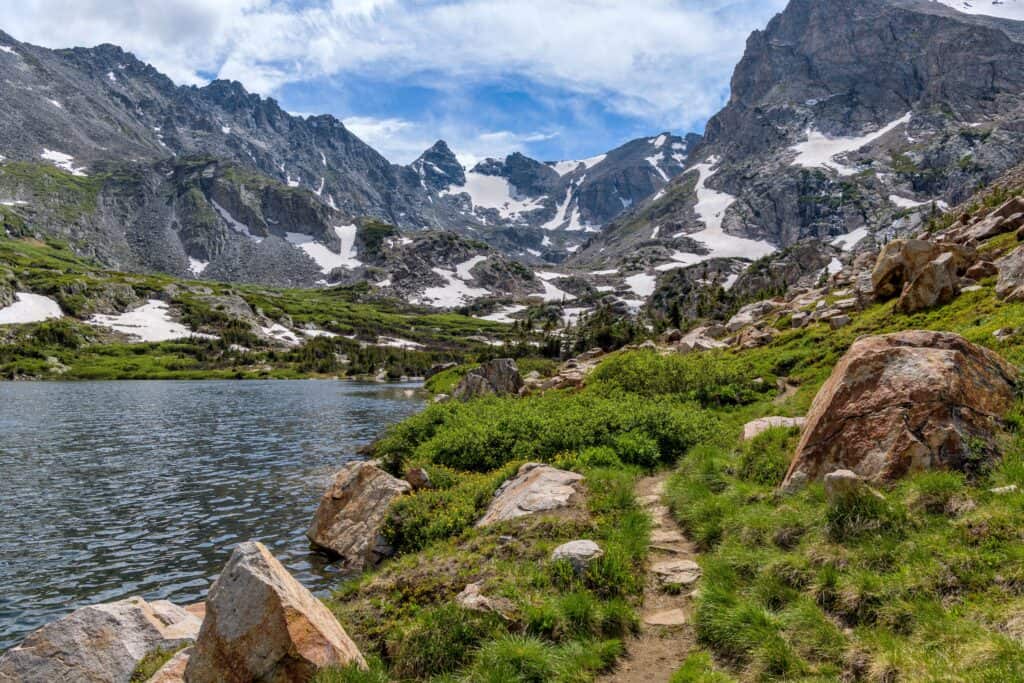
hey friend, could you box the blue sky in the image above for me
[2,0,789,165]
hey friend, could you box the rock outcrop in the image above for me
[185,541,365,682]
[782,332,1019,490]
[0,597,201,683]
[455,583,514,618]
[996,246,1024,302]
[476,463,584,527]
[551,540,604,573]
[871,240,971,304]
[452,358,524,401]
[896,250,961,313]
[742,416,806,441]
[306,461,411,571]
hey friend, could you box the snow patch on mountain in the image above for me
[212,201,261,242]
[657,158,775,270]
[40,149,87,176]
[625,272,658,297]
[188,258,209,276]
[0,293,63,324]
[285,224,360,274]
[549,154,607,177]
[933,0,1024,19]
[88,300,215,342]
[443,172,543,220]
[791,112,912,176]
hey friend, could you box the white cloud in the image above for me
[0,0,788,132]
[344,115,560,165]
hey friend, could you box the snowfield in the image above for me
[0,293,63,324]
[625,272,658,298]
[414,255,493,308]
[88,300,215,342]
[659,158,775,270]
[187,258,209,276]
[478,304,526,324]
[933,0,1024,20]
[285,224,361,274]
[443,172,544,220]
[40,149,87,176]
[790,112,912,176]
[831,226,871,252]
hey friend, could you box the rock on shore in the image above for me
[306,461,411,571]
[0,597,201,683]
[185,541,365,682]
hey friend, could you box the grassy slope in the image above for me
[316,226,1024,681]
[0,237,516,380]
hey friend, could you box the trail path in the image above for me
[599,472,699,682]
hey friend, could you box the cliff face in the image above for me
[573,0,1024,274]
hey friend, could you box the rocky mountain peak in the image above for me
[411,140,465,191]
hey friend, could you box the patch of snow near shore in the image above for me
[443,172,543,219]
[262,323,300,346]
[285,224,360,273]
[0,293,63,324]
[933,0,1024,20]
[791,112,912,176]
[478,304,526,323]
[40,149,87,176]
[212,201,261,242]
[658,158,775,270]
[188,258,208,276]
[625,272,658,297]
[831,227,870,252]
[376,336,424,349]
[88,300,214,342]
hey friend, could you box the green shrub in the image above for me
[824,489,908,543]
[670,651,733,682]
[311,657,390,683]
[611,430,661,467]
[735,426,800,486]
[381,392,718,473]
[382,463,518,553]
[589,350,766,406]
[388,604,504,678]
[469,635,557,683]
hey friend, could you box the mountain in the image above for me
[404,133,698,261]
[0,28,692,302]
[571,0,1024,303]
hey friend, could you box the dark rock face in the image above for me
[452,358,524,400]
[572,0,1024,279]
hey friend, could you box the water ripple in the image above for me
[0,379,425,651]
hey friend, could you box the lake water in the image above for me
[0,379,426,651]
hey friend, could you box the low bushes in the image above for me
[374,391,720,474]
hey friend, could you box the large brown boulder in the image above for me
[0,597,201,683]
[782,331,1018,490]
[185,541,365,683]
[896,251,960,313]
[477,463,584,527]
[306,461,411,571]
[996,245,1024,302]
[452,358,524,400]
[871,240,971,301]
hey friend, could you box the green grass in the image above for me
[0,236,524,379]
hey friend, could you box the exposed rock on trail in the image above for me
[783,331,1019,489]
[598,473,698,682]
[476,463,585,527]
